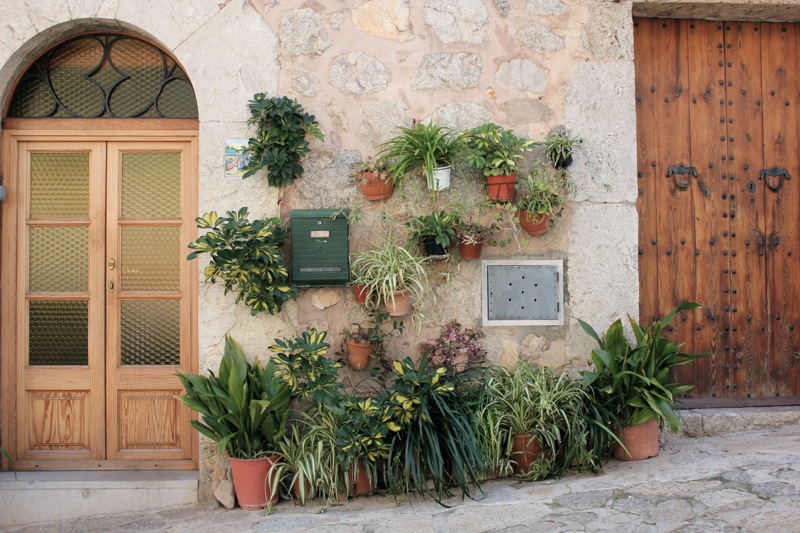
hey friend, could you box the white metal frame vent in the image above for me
[481,259,564,326]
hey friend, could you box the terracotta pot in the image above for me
[352,284,369,305]
[349,463,374,497]
[511,434,543,476]
[459,240,484,260]
[385,289,412,316]
[613,419,660,461]
[357,171,395,201]
[345,338,375,369]
[454,348,469,372]
[486,173,517,202]
[229,455,280,510]
[518,210,553,236]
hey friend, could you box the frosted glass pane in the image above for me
[29,301,88,366]
[29,227,88,292]
[121,152,181,218]
[30,153,89,218]
[121,226,180,291]
[121,300,180,365]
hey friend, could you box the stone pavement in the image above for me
[6,423,800,533]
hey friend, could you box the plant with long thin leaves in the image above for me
[578,302,708,434]
[175,336,291,459]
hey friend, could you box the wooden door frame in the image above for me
[1,118,199,470]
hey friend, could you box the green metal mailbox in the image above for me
[290,209,349,286]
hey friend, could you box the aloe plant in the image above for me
[578,302,707,434]
[176,336,291,459]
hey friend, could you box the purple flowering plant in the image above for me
[422,320,487,372]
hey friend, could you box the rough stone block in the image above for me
[496,59,548,93]
[352,0,413,42]
[516,22,565,54]
[423,0,488,44]
[581,2,634,60]
[411,53,482,91]
[280,8,330,58]
[330,52,391,95]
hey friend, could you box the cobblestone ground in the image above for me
[8,424,800,533]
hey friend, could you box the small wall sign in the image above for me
[224,138,250,179]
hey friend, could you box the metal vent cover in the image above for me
[482,260,564,326]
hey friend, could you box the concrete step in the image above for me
[0,470,198,528]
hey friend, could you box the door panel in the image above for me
[636,19,800,401]
[105,143,192,461]
[6,136,196,468]
[16,142,106,461]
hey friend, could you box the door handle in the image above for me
[666,163,697,190]
[759,166,791,192]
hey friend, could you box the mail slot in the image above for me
[290,209,349,286]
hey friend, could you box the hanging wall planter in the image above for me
[518,210,552,236]
[344,339,375,369]
[486,173,517,202]
[426,166,451,191]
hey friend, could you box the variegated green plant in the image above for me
[175,336,291,459]
[269,328,344,406]
[187,208,296,315]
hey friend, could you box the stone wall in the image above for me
[0,0,645,499]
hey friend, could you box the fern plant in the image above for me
[243,94,324,187]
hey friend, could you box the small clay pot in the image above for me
[486,173,517,202]
[345,339,374,369]
[357,171,394,201]
[385,289,412,316]
[511,434,543,476]
[518,210,553,236]
[459,240,484,260]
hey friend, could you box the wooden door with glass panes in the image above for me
[7,137,197,469]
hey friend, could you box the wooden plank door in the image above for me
[6,137,197,469]
[636,18,800,402]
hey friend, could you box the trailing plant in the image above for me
[187,208,296,315]
[405,210,458,249]
[176,335,291,459]
[242,94,324,186]
[421,320,487,374]
[515,167,577,226]
[341,311,404,350]
[578,302,707,434]
[377,122,467,186]
[383,357,484,505]
[463,122,533,177]
[455,219,496,245]
[270,328,344,406]
[539,131,583,169]
[352,158,390,184]
[350,225,429,323]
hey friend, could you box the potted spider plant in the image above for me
[351,228,429,317]
[340,311,404,369]
[378,122,467,192]
[515,167,576,236]
[539,131,583,170]
[464,122,533,202]
[405,210,458,258]
[176,336,291,509]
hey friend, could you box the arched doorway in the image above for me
[1,32,198,470]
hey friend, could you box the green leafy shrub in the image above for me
[187,208,296,315]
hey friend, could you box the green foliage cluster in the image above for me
[187,208,296,315]
[405,210,458,248]
[377,122,467,186]
[175,336,291,459]
[579,302,708,434]
[463,122,533,177]
[243,94,324,187]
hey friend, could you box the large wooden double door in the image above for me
[1,123,198,469]
[635,18,800,403]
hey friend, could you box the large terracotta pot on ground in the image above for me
[486,173,517,202]
[345,338,375,369]
[385,289,412,316]
[352,283,369,305]
[348,463,374,497]
[229,456,280,510]
[613,419,660,461]
[518,210,553,236]
[511,434,543,476]
[458,240,484,260]
[357,171,394,201]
